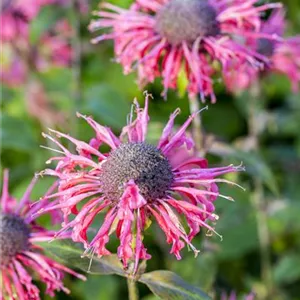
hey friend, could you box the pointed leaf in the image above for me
[209,142,278,195]
[139,270,211,300]
[41,240,125,277]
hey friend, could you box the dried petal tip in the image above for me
[156,0,220,45]
[0,213,30,266]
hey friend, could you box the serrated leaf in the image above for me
[41,240,125,277]
[139,270,211,300]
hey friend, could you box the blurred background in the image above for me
[1,0,300,299]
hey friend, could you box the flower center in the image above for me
[0,213,30,266]
[100,142,174,202]
[257,38,275,57]
[155,0,220,45]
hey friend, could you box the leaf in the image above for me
[41,240,125,277]
[139,270,212,300]
[209,142,278,195]
[169,254,217,291]
[83,84,131,129]
[233,150,278,195]
[274,253,300,284]
[73,275,120,300]
[0,114,36,151]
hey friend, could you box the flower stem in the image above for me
[71,0,82,139]
[127,278,139,300]
[188,95,204,155]
[248,83,273,297]
[251,179,273,297]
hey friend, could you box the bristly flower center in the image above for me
[155,0,220,45]
[257,38,275,57]
[100,142,174,202]
[0,213,30,266]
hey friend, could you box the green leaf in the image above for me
[139,270,212,300]
[41,240,125,277]
[0,114,36,151]
[274,253,300,284]
[73,275,120,300]
[233,150,278,195]
[209,143,278,195]
[169,254,217,291]
[83,84,131,130]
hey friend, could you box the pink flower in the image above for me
[224,9,300,92]
[89,0,281,102]
[221,291,255,300]
[0,19,72,87]
[0,170,86,299]
[0,0,56,42]
[38,94,244,272]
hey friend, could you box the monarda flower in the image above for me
[224,9,300,92]
[89,0,281,101]
[38,94,244,272]
[0,0,55,41]
[0,170,86,299]
[1,19,72,87]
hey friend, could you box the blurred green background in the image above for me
[1,0,300,299]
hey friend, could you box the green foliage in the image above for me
[41,240,126,276]
[140,271,211,300]
[1,0,300,299]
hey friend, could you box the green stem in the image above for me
[71,0,82,138]
[127,278,139,300]
[188,95,204,155]
[248,83,273,298]
[251,179,273,298]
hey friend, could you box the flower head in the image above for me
[0,19,72,87]
[0,0,55,42]
[38,94,244,272]
[89,0,281,101]
[224,9,300,92]
[0,170,86,299]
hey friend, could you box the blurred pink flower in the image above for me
[221,291,255,300]
[224,9,300,92]
[0,0,56,41]
[0,170,86,299]
[89,0,281,102]
[38,94,244,272]
[0,19,72,87]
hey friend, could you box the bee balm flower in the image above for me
[38,94,244,272]
[224,9,300,92]
[89,0,281,101]
[0,170,86,299]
